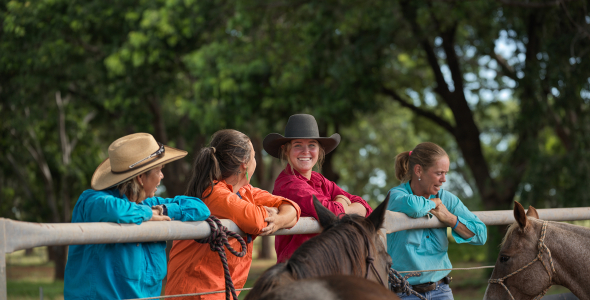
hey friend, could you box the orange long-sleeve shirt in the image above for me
[165,180,300,299]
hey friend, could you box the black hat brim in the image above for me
[263,133,341,158]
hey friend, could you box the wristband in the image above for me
[452,218,459,230]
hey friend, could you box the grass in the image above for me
[7,281,64,300]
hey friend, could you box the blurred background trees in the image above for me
[2,0,589,281]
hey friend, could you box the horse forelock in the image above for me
[287,214,376,279]
[500,217,544,248]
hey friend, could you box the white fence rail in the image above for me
[2,207,590,300]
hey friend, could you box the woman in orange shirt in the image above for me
[165,129,301,299]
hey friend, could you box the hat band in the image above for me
[111,143,165,174]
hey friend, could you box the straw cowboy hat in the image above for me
[263,114,341,158]
[91,133,187,190]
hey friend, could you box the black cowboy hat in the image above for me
[263,114,341,158]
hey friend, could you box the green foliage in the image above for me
[2,0,590,279]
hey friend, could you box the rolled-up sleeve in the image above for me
[84,192,152,224]
[274,177,345,219]
[250,187,301,225]
[204,186,271,235]
[388,186,436,218]
[328,180,372,217]
[143,195,210,221]
[446,193,487,245]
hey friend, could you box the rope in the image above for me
[125,265,497,300]
[389,269,427,300]
[398,265,495,273]
[194,216,248,300]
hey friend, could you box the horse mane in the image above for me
[286,213,375,279]
[500,218,590,247]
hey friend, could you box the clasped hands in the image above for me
[260,206,283,236]
[429,198,457,227]
[149,205,171,221]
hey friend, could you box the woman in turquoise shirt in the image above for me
[64,133,210,300]
[387,142,486,300]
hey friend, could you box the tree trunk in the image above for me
[147,97,191,197]
[252,135,277,259]
[391,2,546,273]
[319,123,340,183]
[52,246,68,280]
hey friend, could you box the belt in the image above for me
[394,276,452,294]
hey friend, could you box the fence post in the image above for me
[1,219,7,300]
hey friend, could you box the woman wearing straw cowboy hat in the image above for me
[64,133,210,300]
[264,114,373,263]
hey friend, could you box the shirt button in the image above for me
[137,243,140,246]
[426,235,430,238]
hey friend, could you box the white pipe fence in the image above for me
[2,207,590,300]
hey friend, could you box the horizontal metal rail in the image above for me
[3,207,590,253]
[2,207,590,300]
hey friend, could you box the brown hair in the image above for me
[394,142,448,183]
[185,129,252,199]
[117,169,156,203]
[279,140,326,174]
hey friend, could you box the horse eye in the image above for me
[500,256,510,263]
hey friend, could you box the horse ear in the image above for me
[526,205,539,219]
[312,195,337,230]
[514,201,528,229]
[367,191,391,231]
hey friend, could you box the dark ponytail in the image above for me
[185,129,251,199]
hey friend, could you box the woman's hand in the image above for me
[429,199,454,225]
[334,195,352,206]
[260,204,297,236]
[149,208,171,221]
[334,195,367,216]
[429,199,474,239]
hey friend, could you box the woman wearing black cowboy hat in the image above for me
[64,133,210,300]
[263,114,373,263]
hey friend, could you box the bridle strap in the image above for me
[360,226,386,286]
[488,221,556,300]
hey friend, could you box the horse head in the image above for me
[484,201,553,300]
[311,193,392,286]
[245,193,392,300]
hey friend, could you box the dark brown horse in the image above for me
[244,194,398,300]
[484,201,590,300]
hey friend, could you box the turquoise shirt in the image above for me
[387,182,486,285]
[64,189,210,300]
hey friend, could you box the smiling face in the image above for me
[139,165,164,199]
[288,139,320,179]
[414,156,449,197]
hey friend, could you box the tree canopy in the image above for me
[2,0,589,279]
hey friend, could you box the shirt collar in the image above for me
[215,179,250,194]
[285,164,315,183]
[403,181,436,199]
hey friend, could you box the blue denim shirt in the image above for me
[387,182,486,285]
[64,189,210,299]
